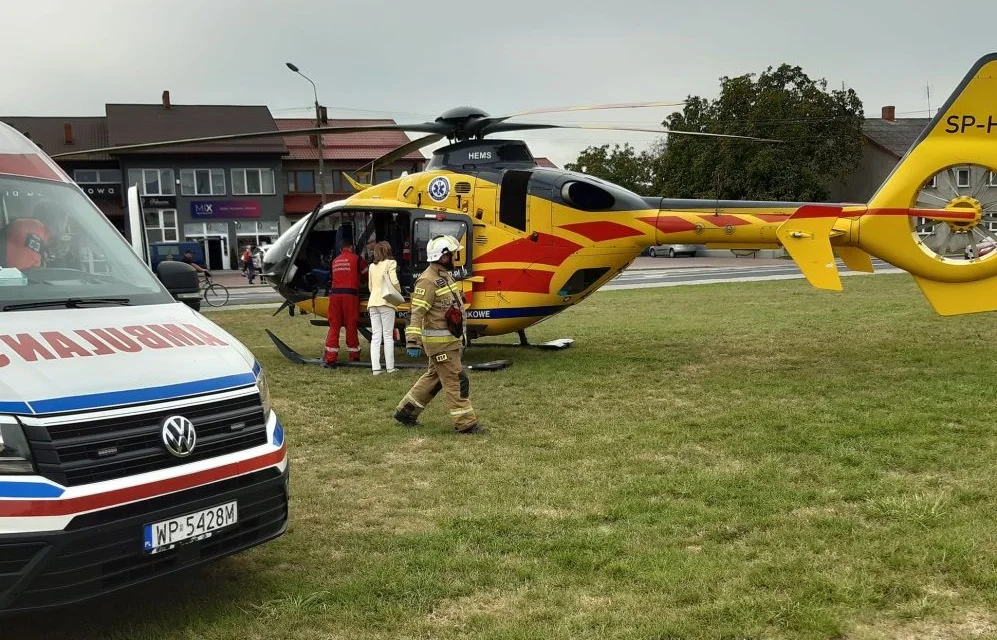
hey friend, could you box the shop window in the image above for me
[180,169,226,195]
[127,168,175,196]
[232,168,275,195]
[557,267,609,296]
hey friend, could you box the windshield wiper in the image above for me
[1,297,132,312]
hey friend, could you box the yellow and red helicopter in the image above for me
[54,52,997,367]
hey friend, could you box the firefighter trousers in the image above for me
[324,293,361,363]
[395,346,477,431]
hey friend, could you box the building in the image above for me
[2,100,557,270]
[277,118,427,221]
[0,116,126,228]
[107,92,288,271]
[828,106,934,203]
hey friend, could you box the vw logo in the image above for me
[161,415,197,458]
[428,176,450,202]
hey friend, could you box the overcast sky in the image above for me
[4,0,993,167]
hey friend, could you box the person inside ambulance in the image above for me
[1,199,65,271]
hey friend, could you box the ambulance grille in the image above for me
[23,394,268,487]
[454,181,472,193]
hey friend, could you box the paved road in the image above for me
[602,258,901,290]
[201,258,903,312]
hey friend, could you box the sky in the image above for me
[4,0,994,167]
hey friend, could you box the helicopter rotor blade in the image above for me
[354,133,445,181]
[484,121,782,143]
[48,122,447,158]
[474,100,688,134]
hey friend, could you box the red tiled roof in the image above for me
[276,118,426,162]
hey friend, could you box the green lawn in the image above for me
[11,274,997,639]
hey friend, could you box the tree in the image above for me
[567,64,865,202]
[563,143,659,196]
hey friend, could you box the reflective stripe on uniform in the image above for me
[411,299,432,310]
[435,286,458,297]
[404,393,425,409]
[324,347,336,353]
[347,347,361,352]
[449,407,475,416]
[422,329,453,337]
[405,327,423,335]
[424,336,458,343]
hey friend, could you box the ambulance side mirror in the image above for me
[156,261,201,311]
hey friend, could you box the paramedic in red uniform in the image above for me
[323,231,367,366]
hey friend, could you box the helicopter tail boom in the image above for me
[771,52,997,316]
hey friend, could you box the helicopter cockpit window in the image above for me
[0,175,172,308]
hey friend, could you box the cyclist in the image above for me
[180,251,211,277]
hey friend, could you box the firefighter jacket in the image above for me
[405,262,465,356]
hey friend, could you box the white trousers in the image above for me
[368,305,396,372]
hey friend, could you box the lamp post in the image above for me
[285,62,326,204]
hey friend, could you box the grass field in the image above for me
[10,273,997,639]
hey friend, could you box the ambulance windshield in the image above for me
[0,174,172,309]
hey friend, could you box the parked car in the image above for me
[965,240,997,259]
[647,243,704,258]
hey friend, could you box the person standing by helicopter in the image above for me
[322,230,367,366]
[393,235,483,434]
[367,241,402,375]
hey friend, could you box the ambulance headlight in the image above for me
[256,369,272,419]
[0,416,34,474]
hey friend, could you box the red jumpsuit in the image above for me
[324,247,367,364]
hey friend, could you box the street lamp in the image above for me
[285,62,326,203]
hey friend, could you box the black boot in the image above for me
[394,405,419,427]
[457,424,487,435]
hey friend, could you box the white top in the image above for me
[367,259,402,309]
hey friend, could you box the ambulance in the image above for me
[0,122,289,613]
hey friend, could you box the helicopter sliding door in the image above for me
[409,213,473,281]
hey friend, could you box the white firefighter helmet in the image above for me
[426,235,461,262]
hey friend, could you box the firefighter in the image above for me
[393,235,483,434]
[322,231,368,366]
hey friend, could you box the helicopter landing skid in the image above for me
[265,330,511,371]
[472,330,574,351]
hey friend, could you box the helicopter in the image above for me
[52,52,997,368]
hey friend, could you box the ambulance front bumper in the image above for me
[0,459,288,615]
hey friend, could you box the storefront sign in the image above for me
[141,195,177,208]
[190,200,262,219]
[78,183,119,199]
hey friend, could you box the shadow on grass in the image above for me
[4,557,279,640]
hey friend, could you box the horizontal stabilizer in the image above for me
[835,246,874,273]
[776,206,843,291]
[913,275,997,316]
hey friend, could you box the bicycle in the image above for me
[201,272,230,307]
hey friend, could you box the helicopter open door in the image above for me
[408,212,474,280]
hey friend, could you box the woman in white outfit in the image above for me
[367,241,402,375]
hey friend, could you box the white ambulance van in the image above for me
[0,122,289,613]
